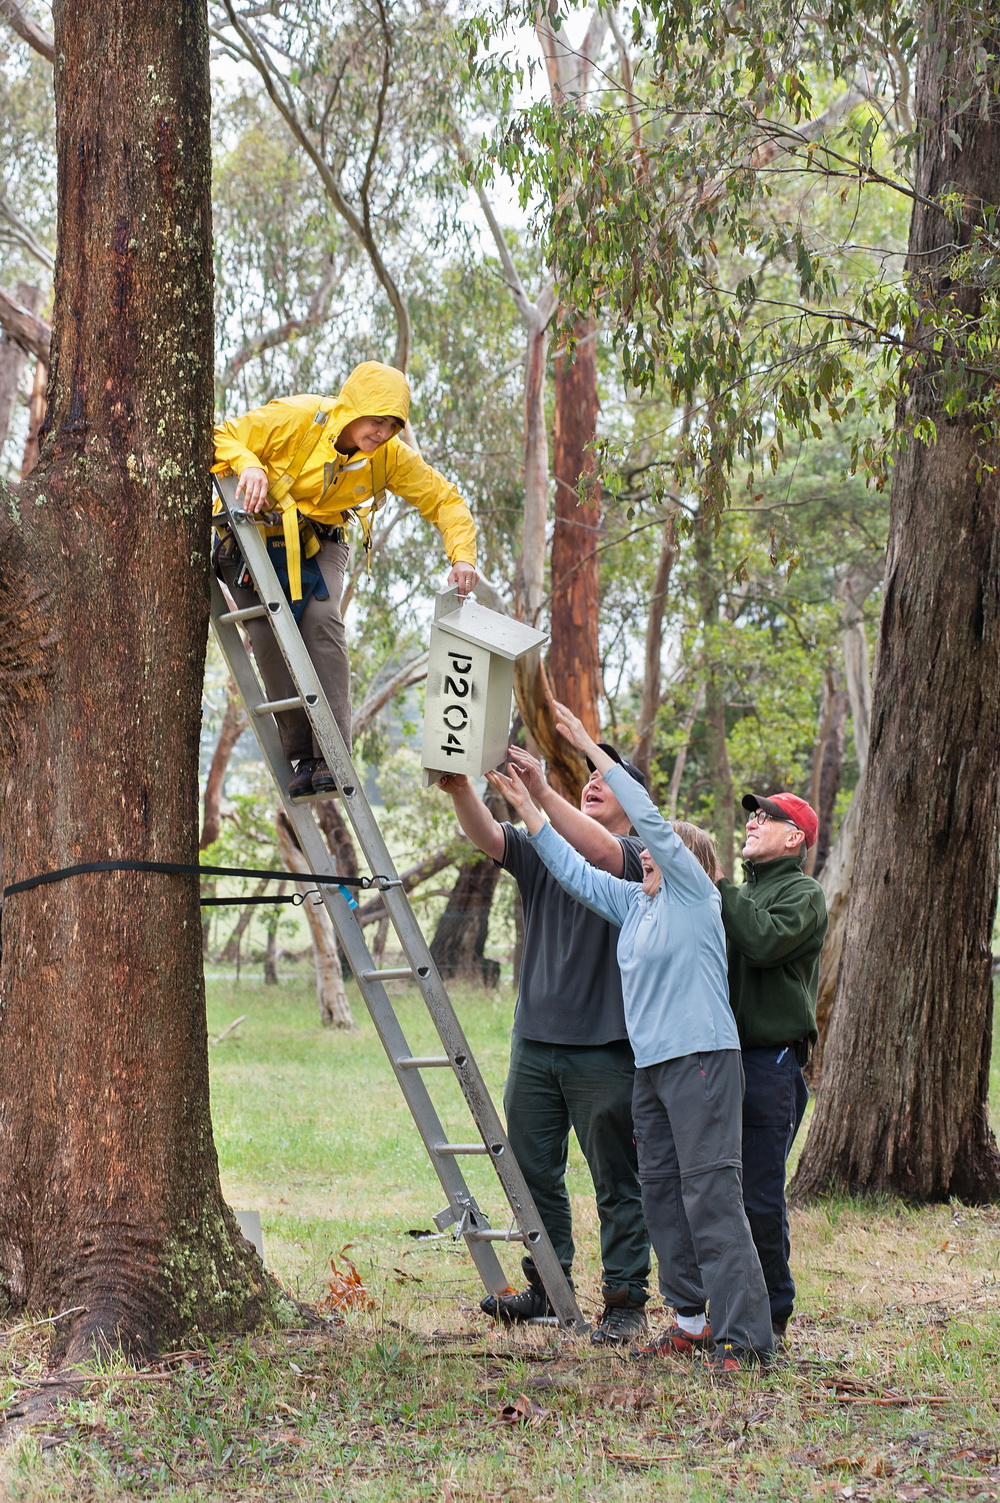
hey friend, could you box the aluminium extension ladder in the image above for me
[209,473,586,1331]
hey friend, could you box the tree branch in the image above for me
[0,0,54,61]
[216,254,340,391]
[353,845,459,927]
[0,197,54,273]
[0,284,51,362]
[352,650,429,737]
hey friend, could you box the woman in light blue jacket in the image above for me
[487,702,772,1372]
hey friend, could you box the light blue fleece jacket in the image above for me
[528,764,738,1069]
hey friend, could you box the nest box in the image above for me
[421,588,547,785]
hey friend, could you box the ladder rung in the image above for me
[255,695,304,715]
[434,1143,490,1156]
[217,605,268,624]
[361,967,414,982]
[466,1229,526,1243]
[398,1055,452,1069]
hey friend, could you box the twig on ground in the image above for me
[210,1014,247,1045]
[0,1306,86,1339]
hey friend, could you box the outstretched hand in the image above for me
[550,698,598,758]
[486,766,546,835]
[505,745,548,802]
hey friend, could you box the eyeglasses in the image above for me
[745,809,801,834]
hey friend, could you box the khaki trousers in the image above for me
[220,536,352,762]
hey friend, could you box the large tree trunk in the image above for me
[0,0,277,1363]
[793,4,1000,1202]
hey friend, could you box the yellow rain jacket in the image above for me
[212,361,477,600]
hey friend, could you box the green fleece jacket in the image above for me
[717,856,828,1049]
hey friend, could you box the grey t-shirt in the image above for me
[501,824,644,1046]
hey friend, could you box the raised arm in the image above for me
[505,745,627,875]
[436,773,505,862]
[550,700,714,905]
[486,767,634,928]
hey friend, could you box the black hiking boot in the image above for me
[288,758,318,797]
[480,1257,556,1324]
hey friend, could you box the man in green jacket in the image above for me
[716,792,827,1348]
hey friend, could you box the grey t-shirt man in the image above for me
[501,824,644,1044]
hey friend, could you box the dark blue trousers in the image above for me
[741,1047,810,1327]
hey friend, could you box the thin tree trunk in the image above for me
[634,511,678,779]
[372,914,390,965]
[276,812,355,1028]
[200,680,248,849]
[518,316,550,626]
[21,353,48,477]
[0,0,275,1364]
[794,4,1000,1202]
[692,516,734,875]
[810,785,864,1066]
[665,685,705,818]
[804,664,849,879]
[218,885,267,964]
[0,282,41,450]
[809,563,882,1059]
[263,901,281,984]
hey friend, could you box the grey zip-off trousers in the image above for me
[220,535,352,762]
[631,1048,773,1356]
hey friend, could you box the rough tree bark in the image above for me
[633,511,679,780]
[794,4,1000,1201]
[0,0,281,1363]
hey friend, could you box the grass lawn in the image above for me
[1,973,999,1501]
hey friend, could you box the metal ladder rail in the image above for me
[209,477,586,1330]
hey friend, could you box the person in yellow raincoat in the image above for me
[213,361,478,797]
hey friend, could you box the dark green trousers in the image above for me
[503,1036,650,1302]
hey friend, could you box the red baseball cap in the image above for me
[742,792,819,849]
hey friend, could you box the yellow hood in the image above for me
[330,362,410,444]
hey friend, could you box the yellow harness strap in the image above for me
[352,447,389,566]
[270,404,332,601]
